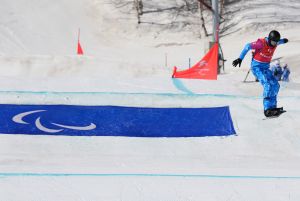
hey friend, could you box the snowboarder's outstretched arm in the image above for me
[278,38,288,45]
[232,39,263,67]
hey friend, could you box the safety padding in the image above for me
[0,104,236,137]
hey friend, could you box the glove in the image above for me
[283,38,288,43]
[232,58,242,67]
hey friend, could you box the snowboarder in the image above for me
[232,30,288,117]
[282,63,290,82]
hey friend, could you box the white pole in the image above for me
[165,53,168,68]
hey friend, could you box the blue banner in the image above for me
[0,104,236,137]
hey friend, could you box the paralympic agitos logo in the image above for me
[12,110,96,133]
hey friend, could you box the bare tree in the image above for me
[220,0,225,16]
[183,0,191,11]
[111,0,132,9]
[110,0,239,38]
[134,0,143,24]
[110,0,143,24]
[199,1,208,37]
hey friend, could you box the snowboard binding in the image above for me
[264,107,286,118]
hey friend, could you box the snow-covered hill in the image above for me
[2,0,300,55]
[0,0,300,200]
[222,0,300,36]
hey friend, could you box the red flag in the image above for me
[172,43,218,80]
[77,41,84,55]
[77,28,84,55]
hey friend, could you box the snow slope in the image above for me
[0,0,300,200]
[222,0,300,36]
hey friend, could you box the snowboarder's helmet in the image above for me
[268,30,281,42]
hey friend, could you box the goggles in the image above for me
[270,40,279,46]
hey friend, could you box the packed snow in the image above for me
[0,0,300,200]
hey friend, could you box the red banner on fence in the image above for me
[172,43,218,80]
